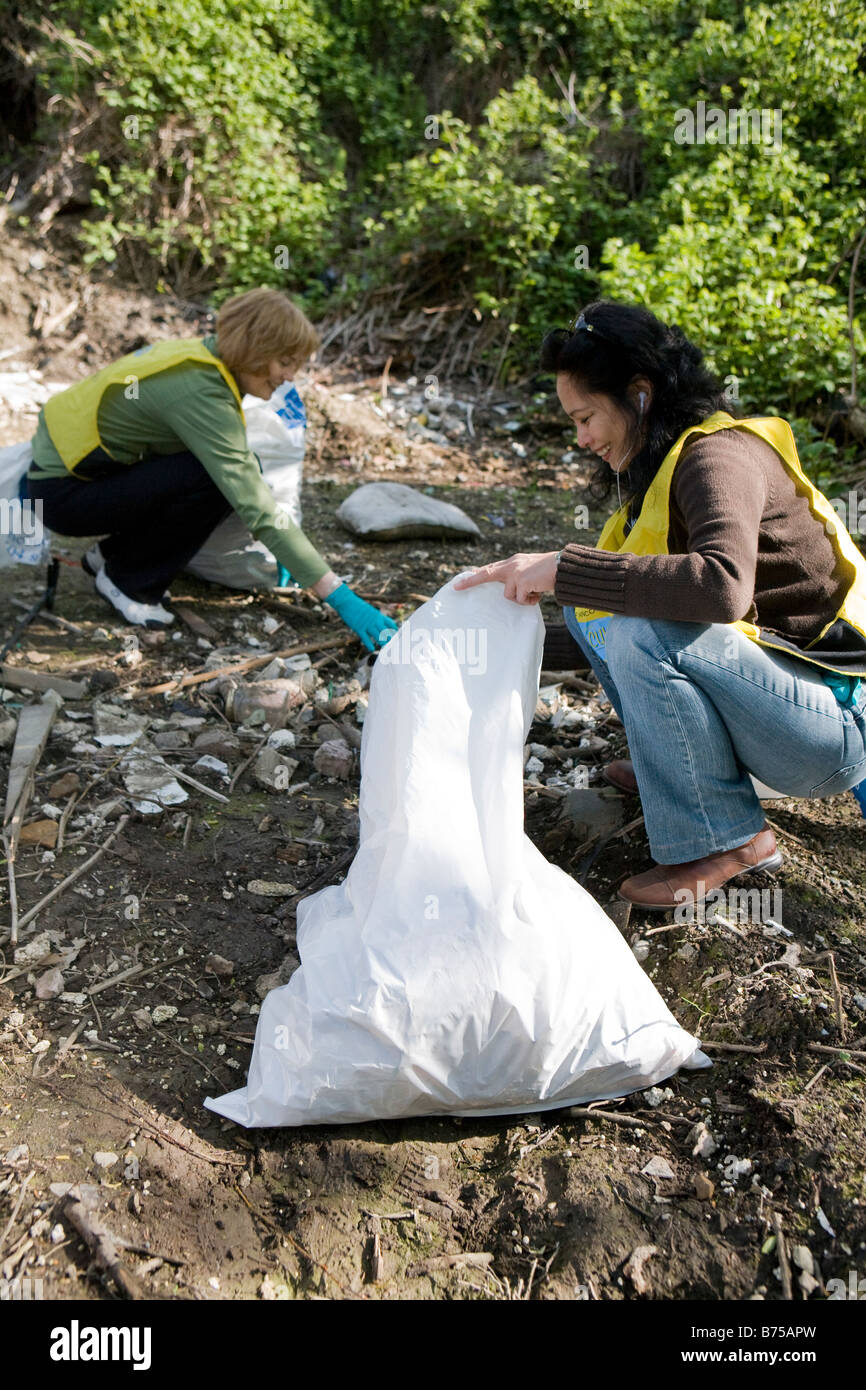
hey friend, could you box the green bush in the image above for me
[10,0,866,465]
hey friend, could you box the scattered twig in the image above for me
[2,815,130,944]
[771,1211,794,1301]
[62,1188,144,1299]
[138,635,352,695]
[808,1042,866,1060]
[0,1170,35,1253]
[699,1040,768,1054]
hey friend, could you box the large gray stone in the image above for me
[336,482,481,541]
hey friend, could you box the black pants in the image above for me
[27,452,232,603]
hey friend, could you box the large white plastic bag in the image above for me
[0,440,51,569]
[185,383,305,589]
[205,578,709,1127]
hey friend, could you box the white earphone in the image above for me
[638,390,647,414]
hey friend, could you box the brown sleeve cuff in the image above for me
[553,544,631,612]
[542,623,590,672]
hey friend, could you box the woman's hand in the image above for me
[453,551,559,604]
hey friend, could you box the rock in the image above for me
[559,787,622,838]
[192,754,230,778]
[93,703,148,747]
[694,1173,715,1200]
[525,756,544,774]
[0,716,16,750]
[644,1086,673,1109]
[48,771,80,798]
[313,738,353,779]
[336,481,481,541]
[194,728,241,755]
[254,746,299,791]
[35,967,65,1000]
[641,1156,675,1180]
[93,1151,119,1169]
[791,1245,814,1275]
[132,1009,152,1030]
[266,729,296,751]
[255,953,301,999]
[852,993,866,1013]
[676,943,699,962]
[153,730,191,750]
[59,992,88,1007]
[13,931,57,966]
[623,1244,659,1294]
[151,1004,178,1025]
[798,1270,820,1297]
[4,1145,29,1165]
[632,940,651,963]
[689,1121,718,1159]
[205,953,235,978]
[246,880,297,897]
[223,674,316,724]
[20,818,59,848]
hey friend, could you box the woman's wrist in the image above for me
[312,570,342,599]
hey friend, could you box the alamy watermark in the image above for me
[0,496,44,546]
[673,882,783,925]
[674,101,782,150]
[377,624,488,676]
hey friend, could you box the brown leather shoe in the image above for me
[602,759,639,794]
[618,827,782,911]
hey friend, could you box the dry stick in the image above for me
[2,830,19,945]
[228,731,271,794]
[62,1189,144,1300]
[826,952,846,1041]
[87,951,186,997]
[55,792,76,855]
[700,1040,768,1054]
[162,764,229,804]
[802,1063,829,1094]
[808,1042,866,1061]
[771,1211,794,1301]
[564,1106,645,1128]
[0,1170,35,1254]
[5,814,130,942]
[139,635,352,695]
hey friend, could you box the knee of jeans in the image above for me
[604,615,657,668]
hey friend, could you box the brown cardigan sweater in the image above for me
[552,426,849,649]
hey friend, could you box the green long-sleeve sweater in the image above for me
[28,335,330,589]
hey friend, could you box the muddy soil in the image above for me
[1,230,865,1302]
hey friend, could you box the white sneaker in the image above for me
[95,565,175,628]
[81,542,105,576]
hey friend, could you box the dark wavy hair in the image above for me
[540,301,731,522]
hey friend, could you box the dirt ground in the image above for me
[1,230,865,1303]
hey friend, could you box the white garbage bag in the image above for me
[205,578,709,1127]
[0,440,51,569]
[185,382,306,589]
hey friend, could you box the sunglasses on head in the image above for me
[567,310,615,343]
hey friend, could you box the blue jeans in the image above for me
[562,609,866,863]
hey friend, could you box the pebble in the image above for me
[93,1151,119,1169]
[151,1005,178,1025]
[632,940,651,963]
[641,1156,675,1180]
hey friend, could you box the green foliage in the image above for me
[12,0,866,457]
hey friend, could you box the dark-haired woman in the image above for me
[456,302,866,909]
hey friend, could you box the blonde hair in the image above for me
[216,288,319,375]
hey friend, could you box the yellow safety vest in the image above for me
[42,338,244,472]
[573,411,866,677]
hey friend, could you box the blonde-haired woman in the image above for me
[25,288,397,648]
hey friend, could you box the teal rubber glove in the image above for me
[325,582,398,652]
[276,563,292,587]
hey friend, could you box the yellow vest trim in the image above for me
[573,411,866,676]
[42,338,245,471]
